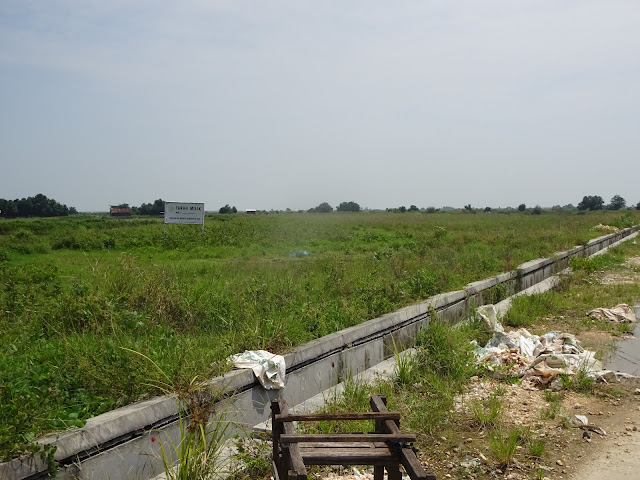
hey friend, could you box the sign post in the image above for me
[163,202,205,235]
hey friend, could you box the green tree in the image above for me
[608,195,626,210]
[532,205,542,215]
[134,199,164,215]
[218,204,237,214]
[518,204,526,212]
[310,202,333,213]
[336,201,361,212]
[408,205,419,212]
[484,207,492,212]
[577,195,604,211]
[0,194,73,218]
[398,206,407,213]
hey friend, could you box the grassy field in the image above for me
[0,209,638,460]
[296,238,640,480]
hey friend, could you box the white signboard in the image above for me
[164,202,205,225]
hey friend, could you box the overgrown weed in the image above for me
[469,393,503,428]
[489,426,527,466]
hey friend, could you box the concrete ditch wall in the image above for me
[4,226,639,480]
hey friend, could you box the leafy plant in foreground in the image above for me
[123,349,232,480]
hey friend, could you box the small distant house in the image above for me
[110,207,132,217]
[246,209,257,214]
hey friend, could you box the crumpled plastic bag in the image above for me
[229,350,286,390]
[587,304,637,323]
[476,305,504,333]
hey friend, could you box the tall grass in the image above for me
[1,210,638,459]
[402,318,482,435]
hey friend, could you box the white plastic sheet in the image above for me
[587,304,637,323]
[476,305,504,333]
[230,350,286,390]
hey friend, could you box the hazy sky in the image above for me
[1,1,639,212]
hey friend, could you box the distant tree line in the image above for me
[309,202,334,213]
[133,199,165,215]
[112,199,165,215]
[218,204,237,214]
[308,201,362,213]
[336,201,361,212]
[0,194,77,218]
[577,194,628,211]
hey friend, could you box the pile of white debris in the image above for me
[473,305,637,390]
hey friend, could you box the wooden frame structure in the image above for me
[271,395,436,480]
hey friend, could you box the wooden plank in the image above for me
[387,463,402,480]
[274,399,308,478]
[271,400,284,480]
[370,395,401,434]
[287,468,307,480]
[300,447,396,466]
[301,441,387,448]
[280,433,416,444]
[274,412,401,422]
[370,395,434,480]
[374,465,384,480]
[399,449,433,480]
[284,445,307,479]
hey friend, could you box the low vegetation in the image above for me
[1,209,639,460]
[308,236,640,479]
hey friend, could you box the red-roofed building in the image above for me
[110,207,133,217]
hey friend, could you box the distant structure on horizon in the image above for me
[110,206,132,217]
[246,209,257,214]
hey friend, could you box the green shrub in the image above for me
[470,393,503,428]
[415,319,479,383]
[489,427,526,465]
[528,438,546,458]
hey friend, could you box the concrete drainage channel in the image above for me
[3,227,639,480]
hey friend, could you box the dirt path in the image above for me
[566,385,640,480]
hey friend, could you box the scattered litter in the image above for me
[592,370,637,383]
[321,467,403,480]
[229,350,285,389]
[587,304,637,323]
[564,414,606,436]
[290,250,310,257]
[624,256,640,267]
[474,305,637,389]
[460,456,481,469]
[476,305,504,333]
[593,224,620,233]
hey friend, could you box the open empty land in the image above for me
[1,210,638,460]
